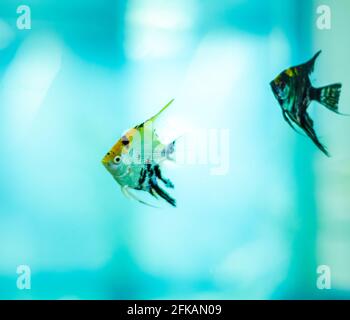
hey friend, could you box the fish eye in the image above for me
[113,156,121,164]
[278,84,289,100]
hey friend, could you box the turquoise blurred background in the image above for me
[0,0,349,299]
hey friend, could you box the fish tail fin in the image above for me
[158,137,180,162]
[164,140,176,161]
[312,83,342,114]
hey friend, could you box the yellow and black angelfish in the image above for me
[102,99,177,207]
[270,50,343,156]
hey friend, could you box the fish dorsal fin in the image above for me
[148,99,174,123]
[135,99,175,130]
[305,50,321,74]
[292,50,321,76]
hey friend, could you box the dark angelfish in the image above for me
[270,50,343,156]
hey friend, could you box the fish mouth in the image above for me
[270,80,283,106]
[270,80,278,97]
[101,157,109,165]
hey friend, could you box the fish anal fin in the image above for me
[150,179,176,207]
[154,164,175,189]
[300,113,330,157]
[122,186,159,208]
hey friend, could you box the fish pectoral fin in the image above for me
[122,186,159,208]
[121,185,132,199]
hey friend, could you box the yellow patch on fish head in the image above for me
[101,141,122,165]
[101,132,135,165]
[272,74,281,87]
[285,68,294,77]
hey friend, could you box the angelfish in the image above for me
[270,50,343,156]
[102,99,177,207]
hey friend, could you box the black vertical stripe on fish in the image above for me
[147,163,154,178]
[137,163,153,190]
[150,177,176,207]
[149,188,159,199]
[137,167,147,188]
[154,164,174,188]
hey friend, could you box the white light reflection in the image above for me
[0,19,14,50]
[125,0,196,60]
[2,32,62,145]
